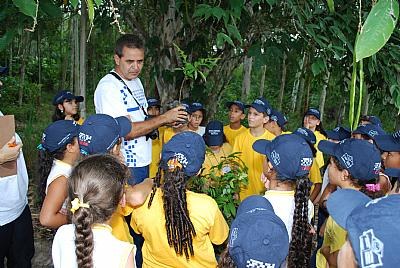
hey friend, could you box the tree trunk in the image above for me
[79,1,87,118]
[278,52,287,110]
[362,84,369,115]
[9,45,13,76]
[337,98,347,126]
[241,56,253,100]
[60,14,67,91]
[259,65,266,97]
[69,16,76,90]
[291,51,306,112]
[73,14,80,95]
[319,69,331,122]
[19,32,30,106]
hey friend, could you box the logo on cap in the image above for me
[254,99,265,106]
[229,227,238,247]
[300,158,313,170]
[79,132,92,146]
[359,229,383,268]
[341,153,354,168]
[209,129,221,136]
[174,152,188,167]
[246,259,275,268]
[368,130,378,137]
[373,163,381,174]
[271,115,278,122]
[270,150,280,166]
[297,128,309,136]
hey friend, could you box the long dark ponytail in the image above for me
[287,175,312,267]
[148,161,197,259]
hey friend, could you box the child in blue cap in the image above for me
[223,100,247,146]
[188,102,206,135]
[317,139,382,267]
[253,134,314,267]
[52,90,84,124]
[327,189,400,267]
[218,195,289,268]
[38,120,81,228]
[130,131,229,267]
[264,109,290,137]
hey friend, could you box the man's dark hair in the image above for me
[114,34,144,57]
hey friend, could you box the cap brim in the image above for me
[252,139,272,155]
[246,104,265,114]
[318,140,339,157]
[327,189,371,229]
[205,135,224,146]
[384,168,400,178]
[305,111,321,120]
[75,96,84,102]
[115,116,132,137]
[374,134,400,152]
[226,101,244,111]
[325,130,340,141]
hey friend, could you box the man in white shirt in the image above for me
[94,34,187,185]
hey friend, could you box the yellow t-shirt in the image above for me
[131,190,229,268]
[202,143,233,176]
[314,130,327,168]
[149,126,166,178]
[223,125,247,147]
[162,127,176,145]
[309,158,322,193]
[233,129,275,200]
[316,216,347,267]
[109,205,134,244]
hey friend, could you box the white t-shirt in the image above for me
[46,160,73,214]
[52,223,135,268]
[195,126,206,136]
[264,190,314,242]
[0,113,29,225]
[94,72,151,167]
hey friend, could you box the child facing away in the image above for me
[218,195,289,268]
[317,138,382,267]
[327,189,400,267]
[52,154,136,268]
[38,120,81,229]
[264,108,290,137]
[52,90,85,124]
[253,134,314,267]
[223,100,247,146]
[130,131,229,268]
[202,120,232,177]
[232,97,275,200]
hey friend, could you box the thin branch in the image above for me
[109,0,125,34]
[25,0,39,32]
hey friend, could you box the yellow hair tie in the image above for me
[70,197,90,214]
[167,158,183,171]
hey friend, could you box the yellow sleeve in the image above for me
[109,205,134,243]
[208,202,229,245]
[309,160,322,184]
[323,217,347,253]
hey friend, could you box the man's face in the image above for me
[114,47,144,80]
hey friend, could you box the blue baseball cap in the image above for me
[374,130,400,152]
[293,127,316,144]
[204,120,224,147]
[327,189,400,268]
[246,97,272,115]
[226,100,245,112]
[189,102,205,114]
[326,126,351,141]
[361,115,382,127]
[229,195,289,268]
[304,108,321,120]
[318,139,381,180]
[352,124,386,139]
[52,90,84,105]
[78,114,132,155]
[41,120,79,153]
[253,134,313,179]
[384,168,400,177]
[269,109,288,129]
[147,97,161,107]
[161,131,206,176]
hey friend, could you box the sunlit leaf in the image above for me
[0,31,16,52]
[12,0,36,18]
[70,0,79,9]
[87,0,95,25]
[355,0,399,62]
[327,0,335,13]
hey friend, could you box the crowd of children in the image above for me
[3,89,399,268]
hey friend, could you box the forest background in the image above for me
[0,0,399,207]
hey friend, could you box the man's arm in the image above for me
[125,106,188,139]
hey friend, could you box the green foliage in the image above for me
[12,0,37,18]
[188,152,248,224]
[355,0,399,62]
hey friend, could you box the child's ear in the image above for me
[66,142,78,153]
[57,103,64,111]
[240,113,245,120]
[263,115,269,124]
[119,192,126,207]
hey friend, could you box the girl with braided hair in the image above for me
[252,134,315,268]
[317,138,382,267]
[52,154,135,268]
[130,131,229,268]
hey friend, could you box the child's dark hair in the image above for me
[287,175,313,268]
[38,142,72,205]
[148,162,197,259]
[218,248,237,268]
[332,157,384,199]
[52,105,80,122]
[69,154,129,268]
